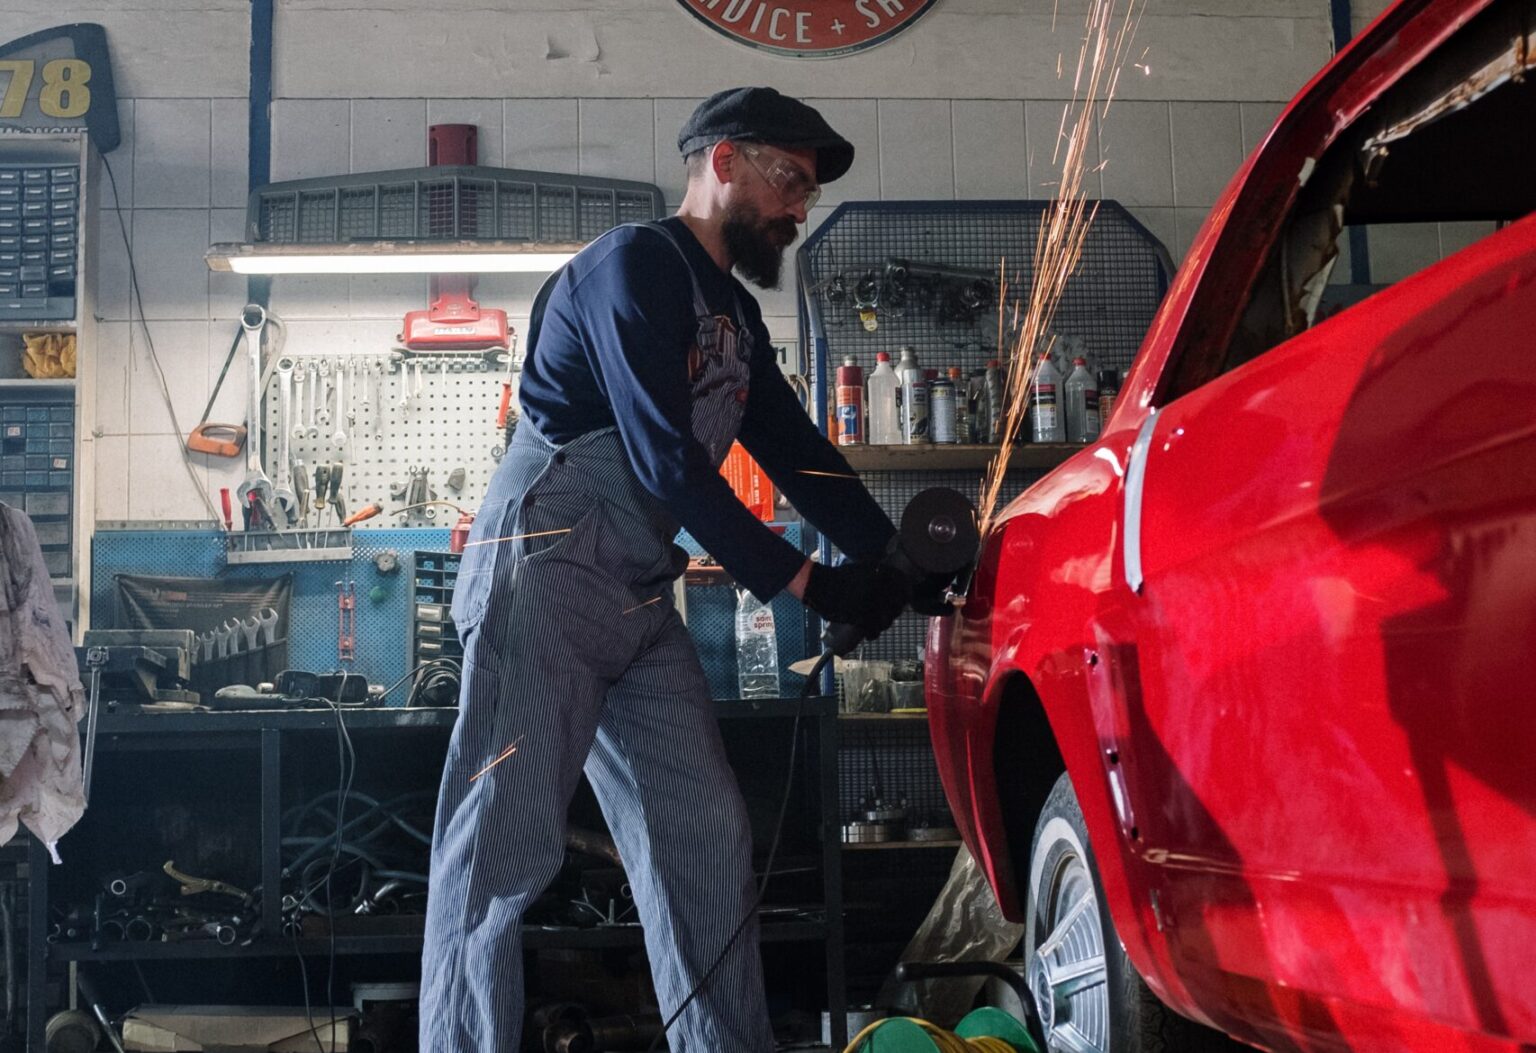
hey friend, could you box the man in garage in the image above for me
[420,87,913,1050]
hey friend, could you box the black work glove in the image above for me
[802,561,910,644]
[908,571,955,617]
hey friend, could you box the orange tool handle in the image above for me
[186,422,247,458]
[219,488,233,532]
[497,382,513,429]
[343,502,383,527]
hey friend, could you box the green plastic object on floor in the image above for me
[848,1008,1040,1052]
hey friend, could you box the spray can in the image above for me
[1063,357,1099,443]
[1097,369,1120,428]
[836,356,864,446]
[450,510,476,554]
[1029,352,1066,443]
[984,360,1005,443]
[897,347,929,444]
[866,352,901,444]
[948,368,970,444]
[931,370,957,444]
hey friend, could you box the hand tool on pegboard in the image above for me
[336,578,356,664]
[271,356,299,526]
[186,326,247,457]
[398,125,512,353]
[327,461,346,523]
[234,305,277,519]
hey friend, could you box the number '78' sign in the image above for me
[0,24,119,151]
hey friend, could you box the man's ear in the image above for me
[710,140,738,185]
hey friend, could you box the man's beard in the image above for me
[722,202,797,289]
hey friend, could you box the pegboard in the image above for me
[262,353,505,528]
[796,200,1174,427]
[838,719,952,826]
[93,526,450,699]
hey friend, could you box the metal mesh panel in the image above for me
[497,183,536,239]
[617,190,656,227]
[799,201,1172,405]
[379,184,417,237]
[259,195,296,242]
[537,185,577,242]
[338,187,378,239]
[578,188,616,240]
[249,166,663,244]
[838,720,952,826]
[296,189,337,241]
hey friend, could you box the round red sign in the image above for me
[677,0,941,58]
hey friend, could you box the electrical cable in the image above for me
[99,153,224,526]
[843,1018,1021,1053]
[645,648,833,1051]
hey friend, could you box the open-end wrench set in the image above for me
[263,349,507,530]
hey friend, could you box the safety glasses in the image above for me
[738,143,821,212]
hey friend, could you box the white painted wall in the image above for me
[0,0,1472,523]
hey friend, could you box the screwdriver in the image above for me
[343,502,382,527]
[219,487,233,532]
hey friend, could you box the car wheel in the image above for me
[1026,772,1240,1053]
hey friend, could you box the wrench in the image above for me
[291,363,308,442]
[332,359,348,448]
[256,607,280,647]
[305,360,320,440]
[397,357,410,409]
[214,622,234,659]
[239,615,260,652]
[272,357,299,526]
[346,358,358,440]
[316,360,332,429]
[234,304,275,518]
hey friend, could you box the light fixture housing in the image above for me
[205,241,584,275]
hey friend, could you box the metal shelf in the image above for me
[843,840,962,851]
[839,712,928,721]
[49,919,832,962]
[837,443,1084,472]
[0,377,75,391]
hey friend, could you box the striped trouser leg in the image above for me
[420,568,630,1052]
[585,606,777,1053]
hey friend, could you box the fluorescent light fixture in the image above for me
[206,241,583,275]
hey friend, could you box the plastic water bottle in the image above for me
[1063,357,1100,442]
[1030,352,1066,442]
[736,589,780,699]
[866,352,902,444]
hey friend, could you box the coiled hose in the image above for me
[844,1018,1022,1052]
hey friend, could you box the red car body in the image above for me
[924,1,1536,1050]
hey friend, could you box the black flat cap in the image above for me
[678,86,854,184]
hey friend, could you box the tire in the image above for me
[1025,772,1244,1053]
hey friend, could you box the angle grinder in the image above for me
[824,486,980,656]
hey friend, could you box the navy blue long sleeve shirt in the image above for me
[519,217,895,599]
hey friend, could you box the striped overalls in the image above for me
[420,224,777,1052]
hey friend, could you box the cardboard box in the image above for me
[122,1005,354,1052]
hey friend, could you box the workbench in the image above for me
[28,700,848,1049]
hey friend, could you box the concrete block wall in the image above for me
[0,0,1492,524]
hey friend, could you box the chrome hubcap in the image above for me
[1030,855,1110,1052]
